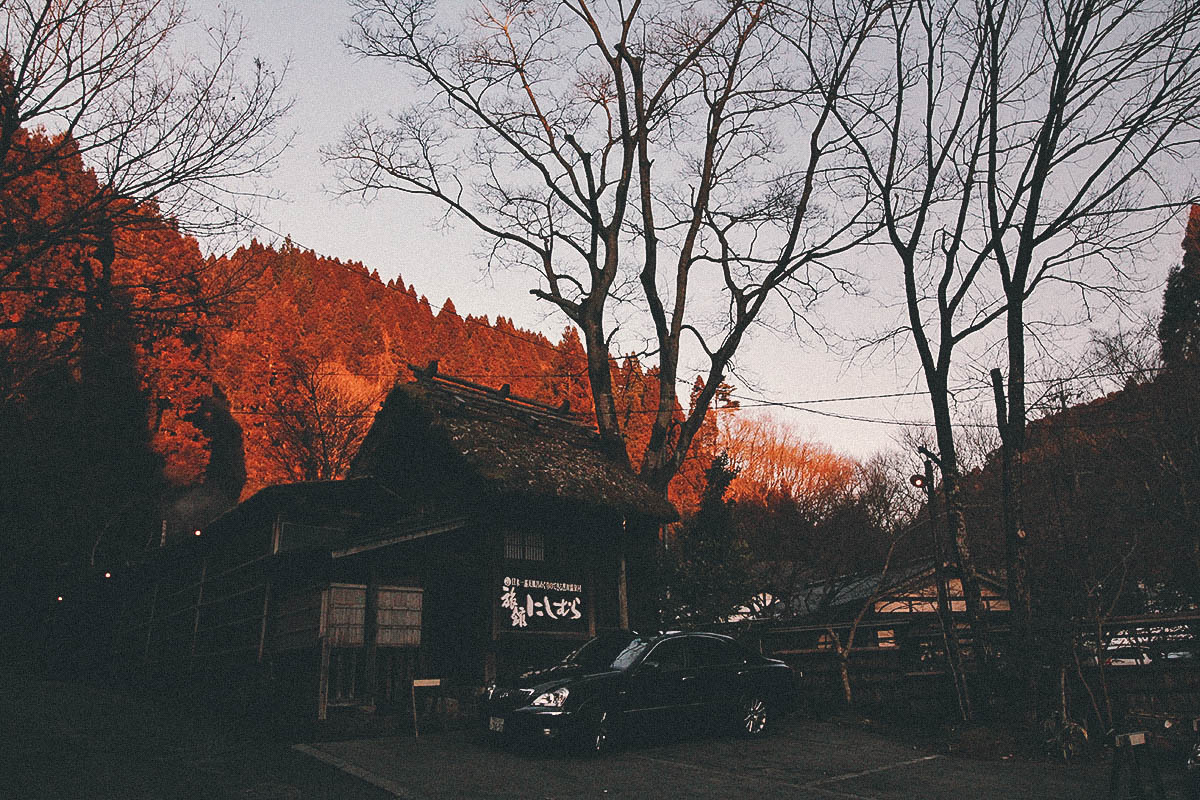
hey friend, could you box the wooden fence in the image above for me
[716,612,1200,725]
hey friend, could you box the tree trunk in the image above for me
[839,650,853,706]
[579,314,627,466]
[992,368,1033,713]
[1002,314,1033,624]
[363,565,379,709]
[824,626,853,707]
[930,387,994,691]
[927,459,972,722]
[941,472,994,680]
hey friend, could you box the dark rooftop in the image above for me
[200,477,406,536]
[784,558,1007,620]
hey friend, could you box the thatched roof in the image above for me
[350,368,677,521]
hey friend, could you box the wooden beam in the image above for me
[331,519,468,559]
[617,553,629,631]
[585,542,596,638]
[487,526,499,685]
[256,579,272,664]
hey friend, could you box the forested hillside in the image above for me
[0,119,719,597]
[201,240,716,508]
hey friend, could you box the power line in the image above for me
[228,389,1183,433]
[139,354,1195,417]
[149,195,1200,432]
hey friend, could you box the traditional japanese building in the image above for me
[731,558,1009,660]
[113,366,675,719]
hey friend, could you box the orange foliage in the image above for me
[1,127,214,484]
[2,126,720,507]
[200,240,720,507]
[718,413,857,507]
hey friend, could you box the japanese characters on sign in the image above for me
[499,576,585,631]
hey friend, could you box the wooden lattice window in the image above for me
[504,530,544,561]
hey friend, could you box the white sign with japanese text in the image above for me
[499,576,585,631]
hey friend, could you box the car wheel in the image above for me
[736,694,770,737]
[581,706,616,754]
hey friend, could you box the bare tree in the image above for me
[1,0,290,240]
[0,0,291,366]
[980,0,1200,683]
[819,535,903,707]
[265,356,385,482]
[843,0,1200,703]
[731,449,915,705]
[834,0,1011,680]
[330,0,889,498]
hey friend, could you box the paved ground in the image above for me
[296,716,1125,799]
[12,677,1190,799]
[0,678,393,800]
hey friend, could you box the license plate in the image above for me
[488,716,505,733]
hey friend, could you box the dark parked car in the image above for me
[482,630,795,753]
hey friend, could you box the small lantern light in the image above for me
[56,595,63,602]
[194,529,202,537]
[104,572,112,579]
[909,474,926,489]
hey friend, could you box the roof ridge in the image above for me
[407,362,590,428]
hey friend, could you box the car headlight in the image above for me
[530,687,570,707]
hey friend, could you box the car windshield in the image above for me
[564,634,655,671]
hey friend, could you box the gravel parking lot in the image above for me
[296,716,1121,799]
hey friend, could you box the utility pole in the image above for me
[914,455,972,721]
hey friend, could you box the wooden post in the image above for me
[411,680,418,738]
[1107,731,1165,800]
[363,566,379,709]
[585,550,596,638]
[487,527,500,684]
[317,588,330,721]
[143,578,159,673]
[617,518,629,630]
[258,513,279,676]
[411,678,442,738]
[318,637,331,722]
[189,557,208,672]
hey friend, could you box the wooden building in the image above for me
[733,558,1010,656]
[113,368,676,719]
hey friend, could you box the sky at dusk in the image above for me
[188,0,1180,461]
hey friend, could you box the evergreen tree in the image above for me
[1159,205,1200,369]
[659,455,754,625]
